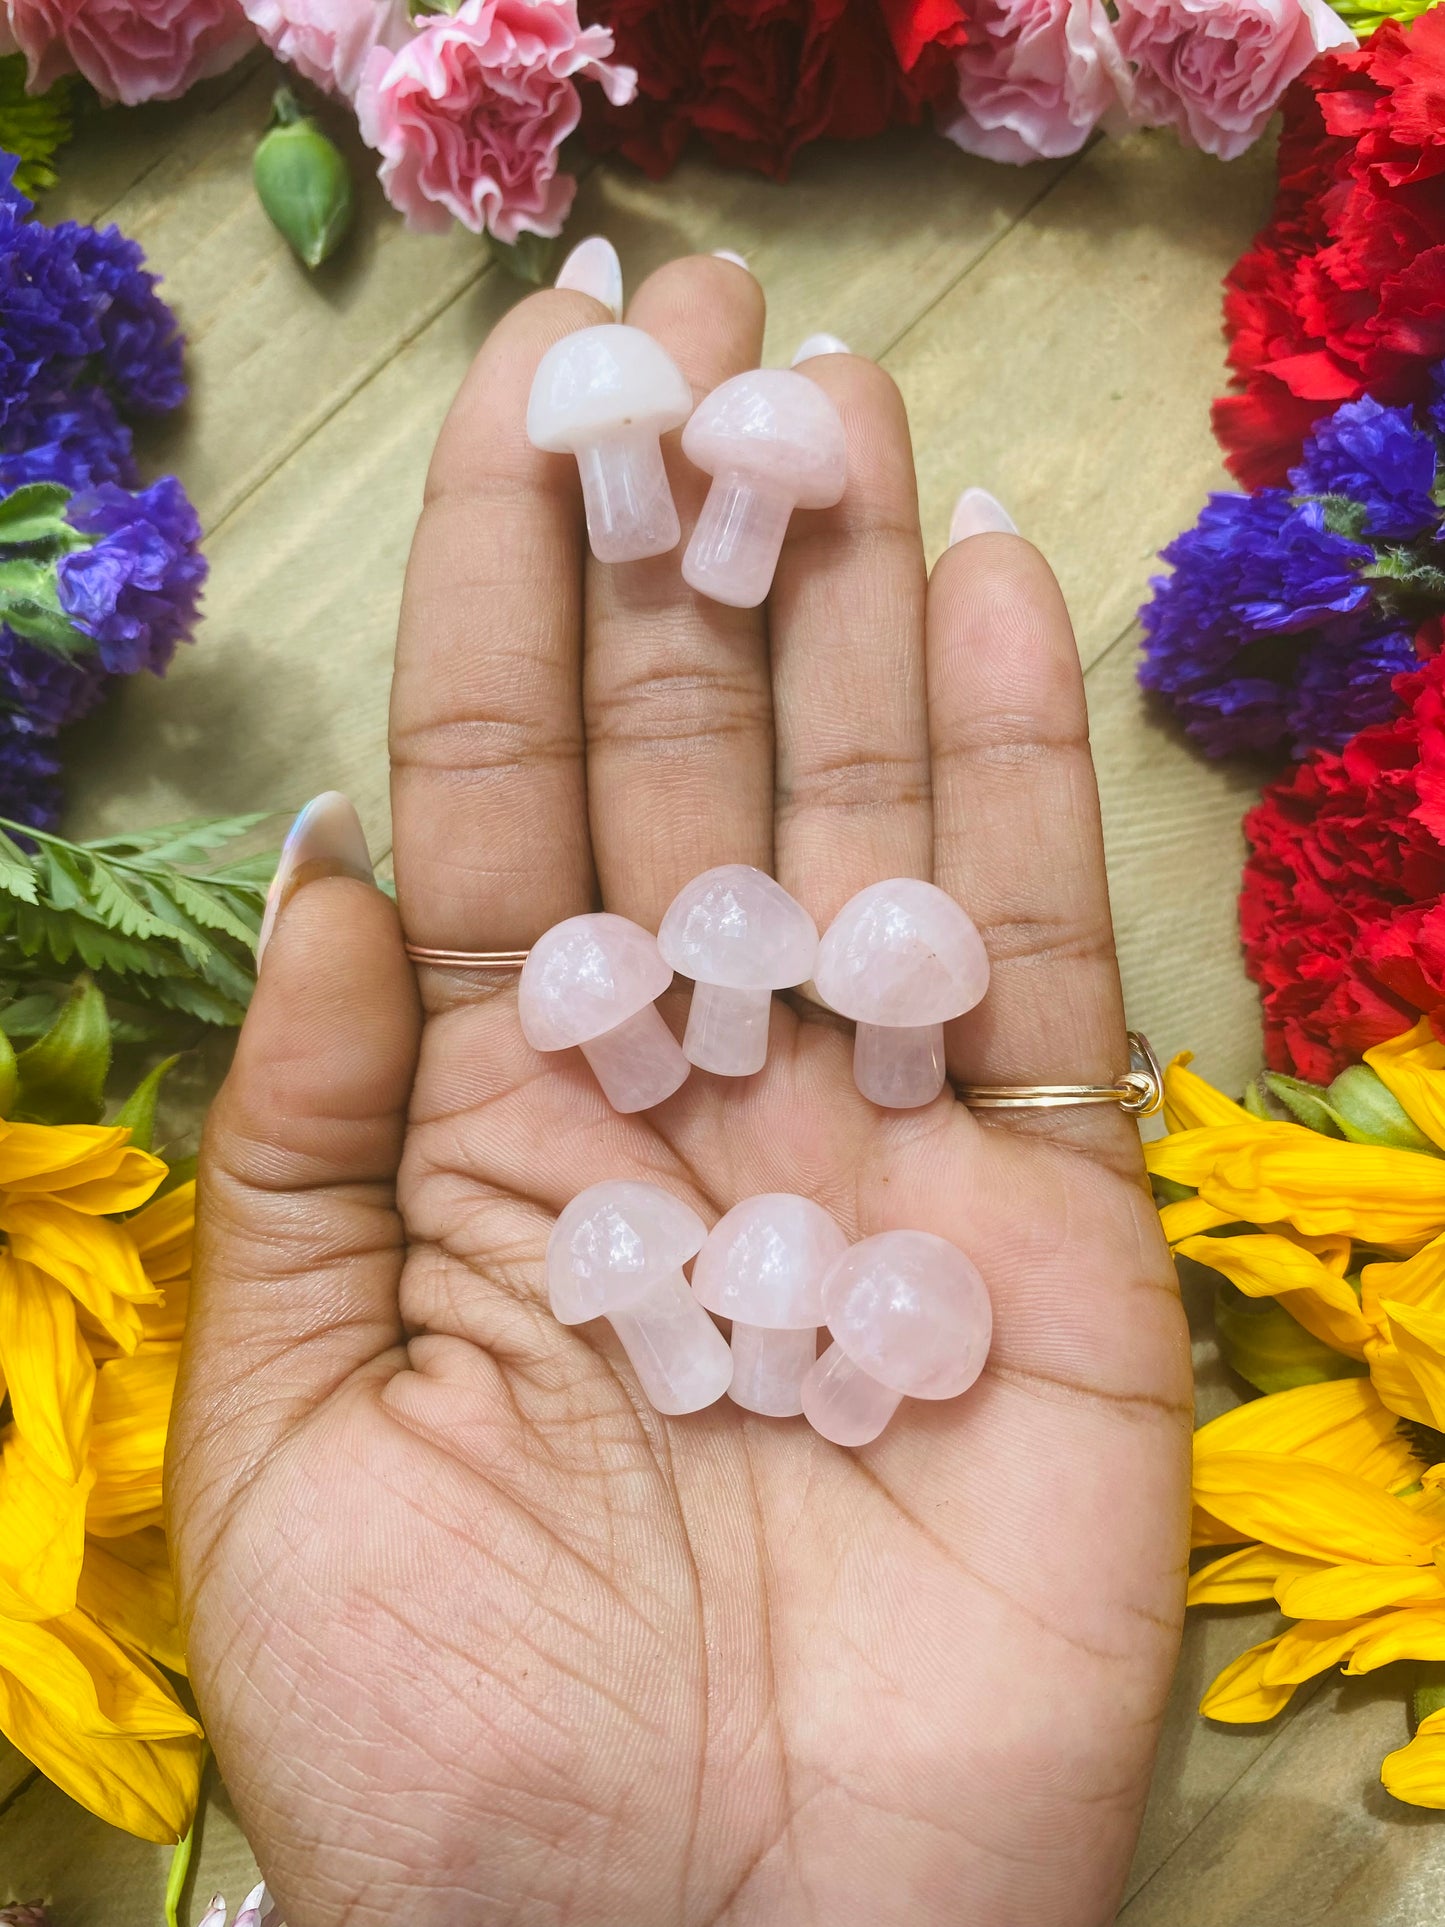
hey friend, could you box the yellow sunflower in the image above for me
[0,1119,202,1842]
[1148,1019,1445,1807]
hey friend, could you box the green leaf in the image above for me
[0,830,39,906]
[1213,1283,1368,1396]
[1241,1079,1274,1121]
[1414,1660,1445,1731]
[110,1054,179,1152]
[1262,1072,1343,1137]
[0,557,89,654]
[14,975,111,1123]
[1326,1064,1440,1154]
[0,482,73,546]
[0,990,63,1037]
[0,1023,18,1118]
[0,56,74,196]
[94,812,271,866]
[490,231,559,286]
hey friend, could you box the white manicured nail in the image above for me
[948,488,1018,544]
[257,792,374,965]
[791,333,850,365]
[712,249,749,270]
[554,236,623,320]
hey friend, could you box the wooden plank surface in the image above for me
[9,57,1425,1925]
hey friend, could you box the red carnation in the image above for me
[1240,654,1445,1081]
[1214,8,1445,488]
[580,0,968,181]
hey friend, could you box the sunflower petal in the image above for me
[1179,1232,1372,1355]
[0,1430,92,1620]
[1382,1707,1445,1808]
[76,1530,186,1675]
[1193,1377,1420,1487]
[1365,1023,1445,1155]
[1188,1544,1319,1606]
[1277,1562,1445,1620]
[0,1259,94,1479]
[0,1123,164,1210]
[5,1199,159,1306]
[1193,1453,1440,1564]
[86,1347,176,1537]
[1261,1615,1378,1684]
[0,1612,200,1842]
[1199,1636,1297,1722]
[1163,1054,1255,1132]
[1343,1612,1445,1673]
[1160,1196,1239,1242]
[1381,1301,1445,1434]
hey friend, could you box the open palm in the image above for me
[168,255,1191,1927]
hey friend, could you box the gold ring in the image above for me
[404,945,530,969]
[956,1032,1163,1118]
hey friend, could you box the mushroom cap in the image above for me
[526,324,693,452]
[821,1230,992,1400]
[519,913,674,1051]
[812,879,989,1027]
[690,1192,847,1327]
[681,370,847,508]
[547,1180,709,1325]
[657,864,819,990]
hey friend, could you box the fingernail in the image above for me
[257,791,374,966]
[948,487,1018,544]
[790,332,850,366]
[554,235,623,320]
[712,249,749,270]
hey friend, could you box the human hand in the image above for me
[169,253,1191,1927]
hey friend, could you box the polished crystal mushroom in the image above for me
[526,323,693,563]
[813,879,989,1108]
[519,912,688,1114]
[691,1193,847,1415]
[680,369,847,608]
[547,1180,732,1414]
[801,1230,992,1446]
[657,864,819,1076]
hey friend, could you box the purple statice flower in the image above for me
[1290,394,1440,540]
[0,711,63,829]
[0,384,137,490]
[60,222,186,415]
[0,154,29,222]
[1288,627,1419,749]
[0,219,101,426]
[0,625,105,734]
[57,478,206,675]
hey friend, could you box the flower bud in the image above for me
[1326,1064,1437,1153]
[1212,1282,1368,1396]
[254,89,353,270]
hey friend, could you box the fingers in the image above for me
[174,859,420,1531]
[926,532,1136,1159]
[770,356,932,929]
[389,288,604,956]
[583,255,773,926]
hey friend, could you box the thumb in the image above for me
[170,794,420,1531]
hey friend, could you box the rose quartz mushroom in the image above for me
[691,1193,847,1415]
[526,324,693,563]
[657,864,819,1076]
[519,912,689,1114]
[801,1230,992,1446]
[813,879,990,1108]
[680,369,847,608]
[547,1180,732,1414]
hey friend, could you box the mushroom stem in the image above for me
[800,1342,903,1446]
[609,1272,734,1414]
[576,430,681,563]
[682,472,794,609]
[580,1006,689,1113]
[683,981,773,1075]
[853,1020,947,1109]
[729,1323,818,1417]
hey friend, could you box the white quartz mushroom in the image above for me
[527,323,693,563]
[657,864,819,1075]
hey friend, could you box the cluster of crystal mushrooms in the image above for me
[518,865,990,1114]
[548,1182,992,1443]
[527,323,848,607]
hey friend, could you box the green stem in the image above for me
[164,1820,196,1927]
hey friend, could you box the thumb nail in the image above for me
[948,487,1018,544]
[257,792,374,966]
[791,332,850,365]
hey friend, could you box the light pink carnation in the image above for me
[939,0,1131,163]
[5,0,254,102]
[1113,0,1355,161]
[355,0,635,242]
[237,0,409,98]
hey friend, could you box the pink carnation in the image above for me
[355,0,636,242]
[1113,0,1355,161]
[5,0,254,102]
[237,0,408,98]
[939,0,1131,163]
